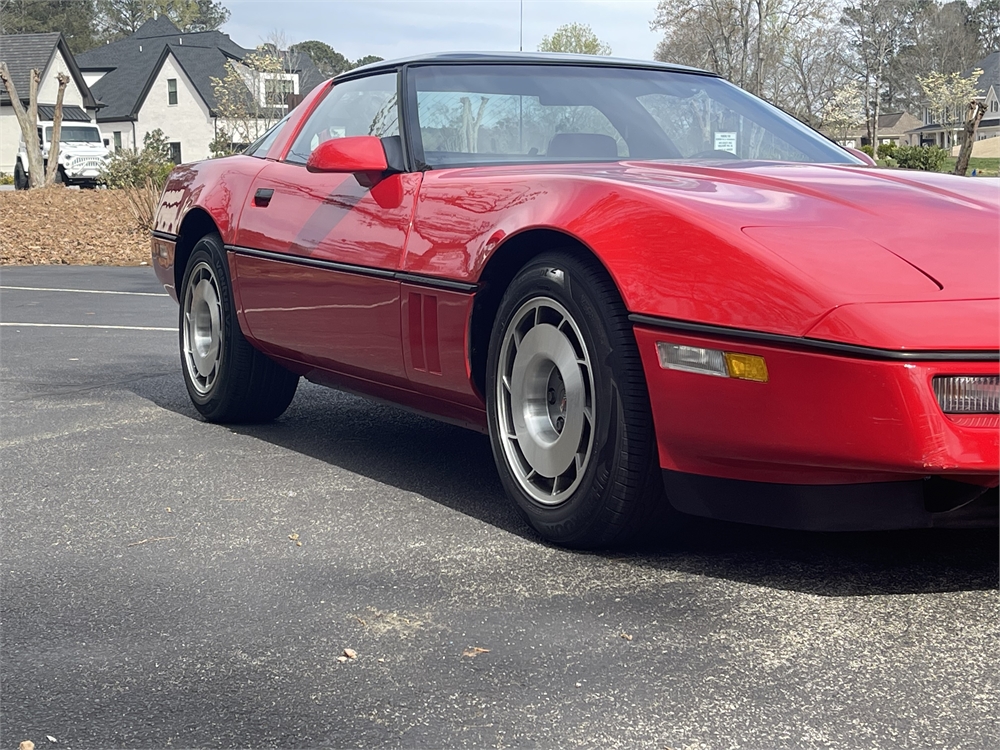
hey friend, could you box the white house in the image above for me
[74,17,324,164]
[0,33,100,175]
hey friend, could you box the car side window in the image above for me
[285,73,400,165]
[245,113,292,158]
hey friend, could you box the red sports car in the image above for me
[152,53,999,547]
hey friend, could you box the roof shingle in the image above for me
[0,32,97,110]
[75,18,324,122]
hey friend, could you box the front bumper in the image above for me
[633,324,999,486]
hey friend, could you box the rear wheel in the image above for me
[486,252,663,548]
[179,233,299,422]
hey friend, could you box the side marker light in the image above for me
[724,352,769,383]
[657,343,768,383]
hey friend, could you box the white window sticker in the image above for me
[714,132,737,154]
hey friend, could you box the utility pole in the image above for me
[519,0,523,51]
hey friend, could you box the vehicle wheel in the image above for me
[486,252,663,548]
[179,233,299,423]
[53,167,66,185]
[13,161,27,190]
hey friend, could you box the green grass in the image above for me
[941,156,999,176]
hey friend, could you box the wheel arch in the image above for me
[469,227,623,397]
[174,208,221,292]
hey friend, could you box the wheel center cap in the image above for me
[509,324,584,477]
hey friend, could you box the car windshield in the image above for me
[409,64,855,168]
[45,126,102,144]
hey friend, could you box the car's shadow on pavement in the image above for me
[133,377,999,598]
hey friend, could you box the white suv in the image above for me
[14,121,110,189]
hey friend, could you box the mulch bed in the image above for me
[0,188,150,266]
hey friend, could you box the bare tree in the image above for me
[0,62,44,187]
[651,0,826,101]
[44,72,70,185]
[840,0,914,157]
[954,99,987,175]
[782,20,852,127]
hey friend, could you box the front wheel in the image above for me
[13,161,27,190]
[486,252,663,548]
[179,233,299,423]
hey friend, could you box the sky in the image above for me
[222,0,663,63]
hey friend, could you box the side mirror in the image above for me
[104,138,110,146]
[306,135,388,175]
[845,147,877,167]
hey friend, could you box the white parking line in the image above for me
[1,322,174,331]
[0,285,169,297]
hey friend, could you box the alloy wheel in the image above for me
[496,296,596,506]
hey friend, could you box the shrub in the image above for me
[209,129,239,159]
[100,129,174,231]
[0,172,13,185]
[892,145,948,172]
[877,141,897,159]
[100,129,173,190]
[859,144,875,157]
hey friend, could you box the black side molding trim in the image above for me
[152,230,178,242]
[227,245,478,294]
[629,313,1000,362]
[395,272,478,293]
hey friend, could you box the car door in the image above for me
[233,72,419,383]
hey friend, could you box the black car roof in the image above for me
[335,51,714,82]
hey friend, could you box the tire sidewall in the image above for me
[13,161,27,190]
[486,254,630,544]
[179,235,237,414]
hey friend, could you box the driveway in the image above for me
[1,266,996,749]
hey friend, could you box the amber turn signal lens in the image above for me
[723,352,769,382]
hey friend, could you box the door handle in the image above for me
[253,188,274,207]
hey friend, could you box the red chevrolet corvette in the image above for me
[152,53,999,546]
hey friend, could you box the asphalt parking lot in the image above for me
[1,265,996,750]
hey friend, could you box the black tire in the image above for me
[179,233,299,423]
[485,252,663,548]
[53,167,65,185]
[13,161,27,190]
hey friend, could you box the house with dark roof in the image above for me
[823,111,924,150]
[907,51,1000,149]
[74,16,325,164]
[0,32,101,174]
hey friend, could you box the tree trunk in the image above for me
[27,67,42,187]
[0,63,45,188]
[45,73,71,186]
[953,100,987,176]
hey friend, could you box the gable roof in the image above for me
[75,18,324,122]
[968,51,999,96]
[0,32,98,109]
[75,18,247,120]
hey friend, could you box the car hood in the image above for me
[608,161,999,301]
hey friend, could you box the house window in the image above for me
[167,78,178,105]
[169,142,182,164]
[264,77,295,108]
[113,131,122,151]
